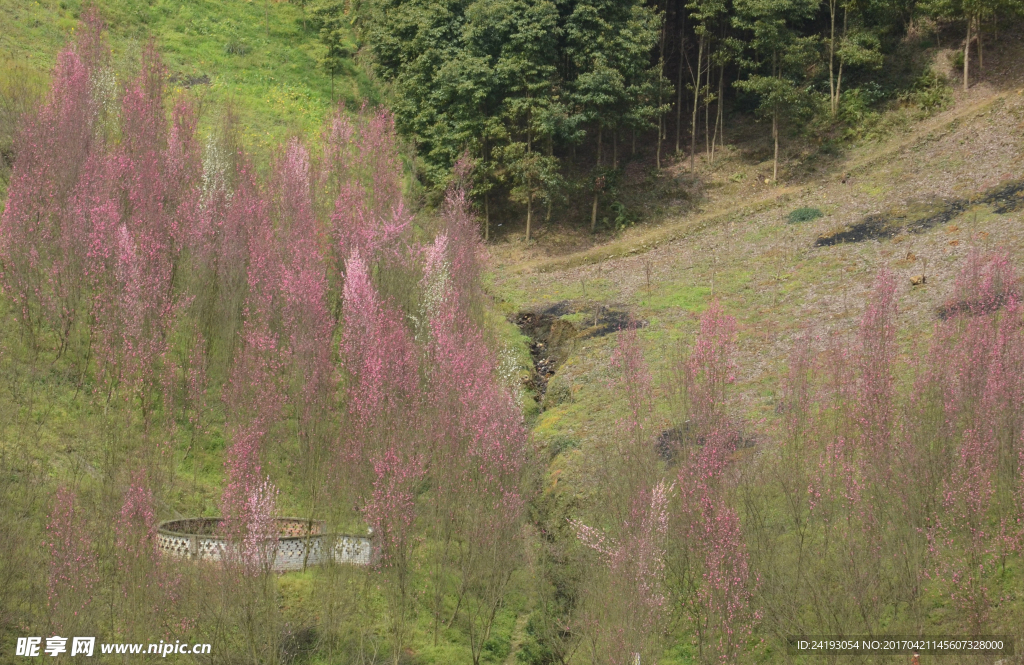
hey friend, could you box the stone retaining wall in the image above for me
[156,518,373,572]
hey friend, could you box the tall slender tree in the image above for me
[732,0,818,181]
[685,0,728,172]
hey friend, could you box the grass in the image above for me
[0,0,371,156]
[639,284,712,313]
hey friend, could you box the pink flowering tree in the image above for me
[670,421,758,664]
[338,245,421,662]
[205,156,287,664]
[111,474,183,642]
[669,301,738,439]
[216,472,281,663]
[942,249,1020,318]
[218,153,285,513]
[922,257,1023,631]
[926,428,997,631]
[435,155,484,312]
[609,324,659,505]
[220,332,284,578]
[0,18,104,355]
[416,177,527,663]
[363,447,424,665]
[338,247,419,489]
[45,487,98,635]
[326,105,411,312]
[101,49,194,420]
[572,481,673,665]
[271,140,337,546]
[660,303,760,662]
[855,270,898,462]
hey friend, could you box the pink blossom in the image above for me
[45,487,98,632]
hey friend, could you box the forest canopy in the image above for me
[304,0,1022,235]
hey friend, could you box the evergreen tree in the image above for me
[565,0,667,169]
[353,0,1024,231]
[310,0,356,101]
[732,0,819,181]
[361,0,670,236]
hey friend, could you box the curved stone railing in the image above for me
[156,518,374,572]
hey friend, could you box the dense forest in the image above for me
[301,0,1022,237]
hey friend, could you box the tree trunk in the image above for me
[704,63,711,159]
[528,116,536,242]
[657,24,665,169]
[836,59,844,113]
[772,107,779,183]
[836,5,847,112]
[829,0,838,116]
[484,192,490,242]
[596,125,603,167]
[657,114,664,168]
[690,33,704,173]
[546,137,554,223]
[977,16,983,72]
[711,60,724,163]
[590,189,599,233]
[613,130,618,169]
[772,51,779,182]
[676,11,685,153]
[963,16,971,91]
[526,191,533,242]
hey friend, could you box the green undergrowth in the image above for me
[271,562,526,665]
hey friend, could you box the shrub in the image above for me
[951,49,965,70]
[899,69,952,113]
[224,41,249,56]
[787,207,823,224]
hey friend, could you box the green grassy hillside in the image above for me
[0,0,371,156]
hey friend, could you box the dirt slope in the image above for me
[486,35,1024,473]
